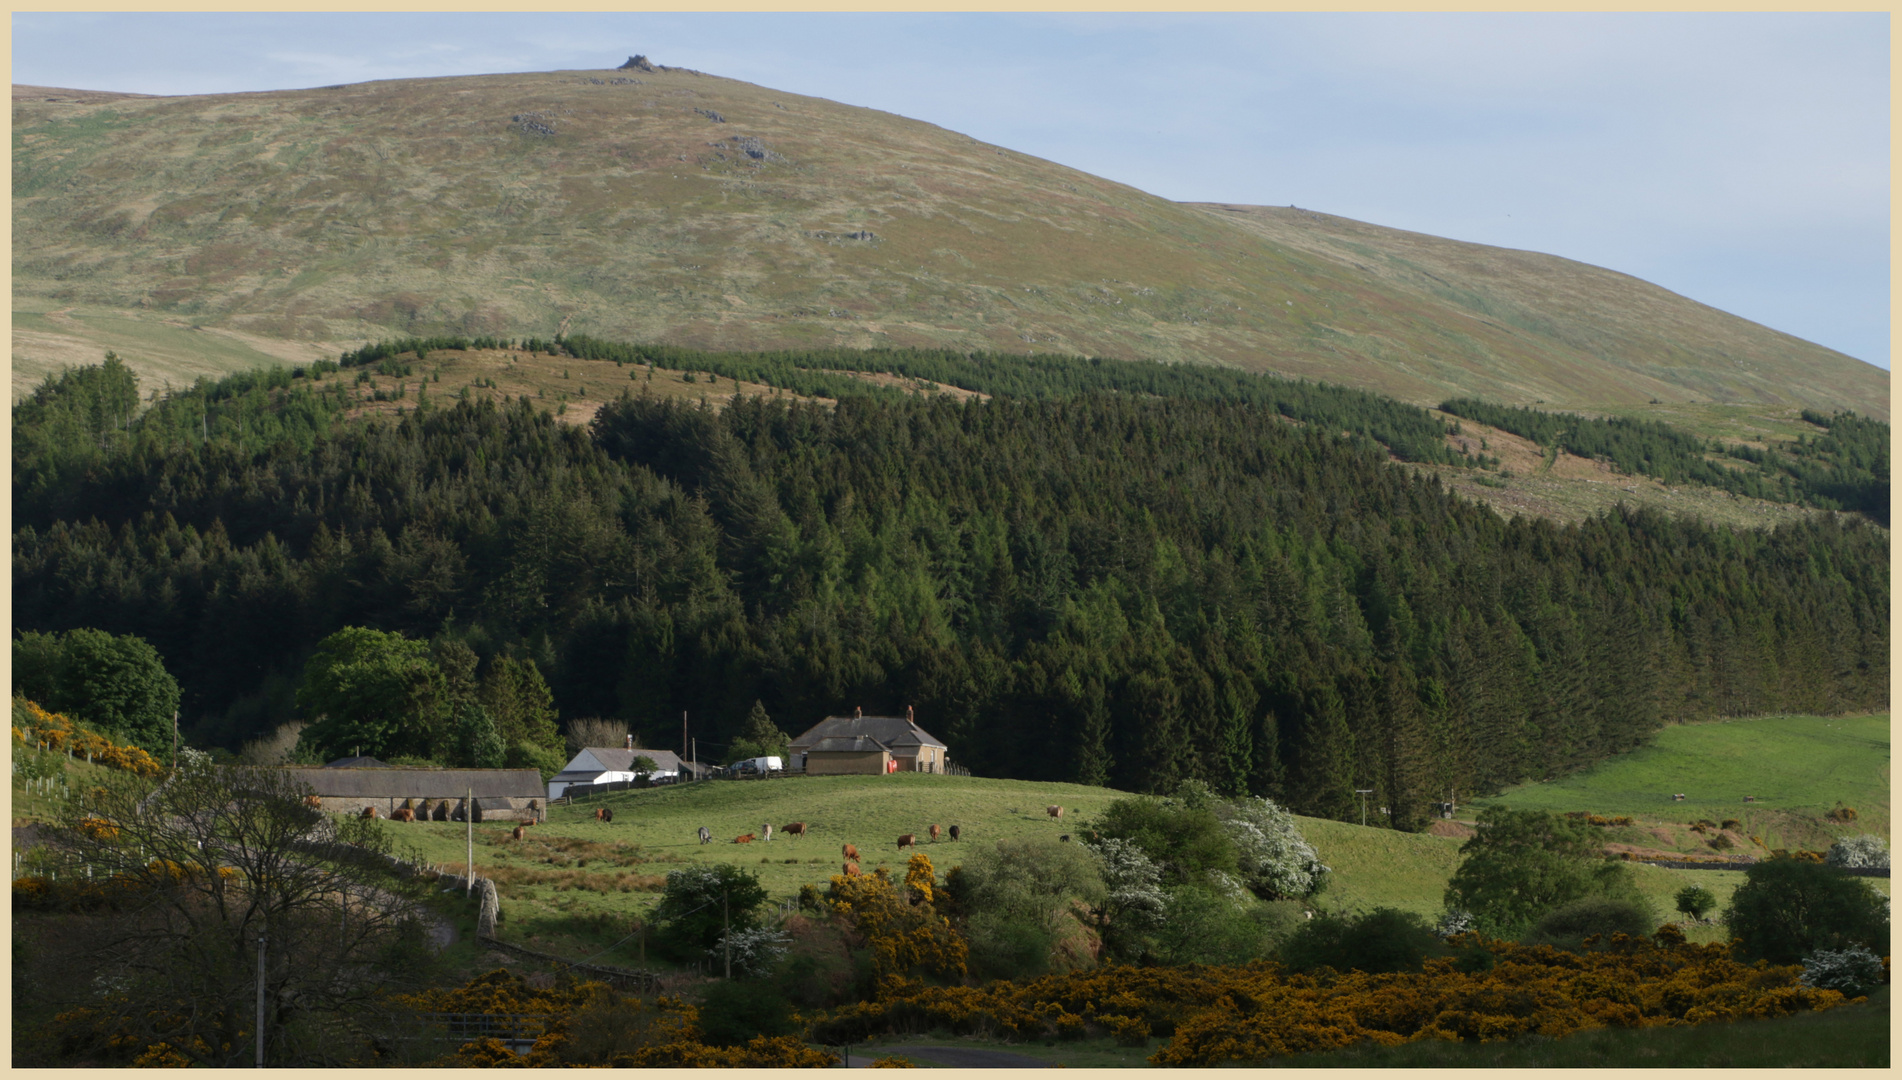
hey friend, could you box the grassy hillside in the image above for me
[1470,713,1891,853]
[12,72,1886,417]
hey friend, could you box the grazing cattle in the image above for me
[512,825,525,841]
[947,824,961,841]
[698,826,713,845]
[1046,805,1063,820]
[928,824,941,843]
[600,807,614,824]
[897,833,917,851]
[844,862,862,877]
[842,843,860,862]
[735,833,755,844]
[594,807,606,821]
[782,822,807,840]
[762,823,773,842]
[391,808,415,823]
[1059,834,1070,843]
[304,795,323,809]
[361,806,379,819]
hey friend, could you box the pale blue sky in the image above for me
[13,12,1890,369]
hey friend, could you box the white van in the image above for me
[734,756,783,775]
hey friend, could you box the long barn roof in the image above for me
[283,767,544,800]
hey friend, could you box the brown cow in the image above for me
[304,795,323,809]
[1046,805,1063,820]
[391,808,415,823]
[512,825,525,841]
[782,822,807,840]
[594,806,606,821]
[843,862,862,877]
[897,833,916,851]
[842,843,860,862]
[361,806,379,819]
[735,833,755,844]
[928,824,941,842]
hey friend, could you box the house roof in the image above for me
[807,736,891,754]
[790,715,946,752]
[284,767,544,800]
[325,756,388,768]
[565,748,686,774]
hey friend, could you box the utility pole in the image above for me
[171,711,179,770]
[1354,789,1374,828]
[682,710,689,760]
[466,786,474,897]
[255,929,267,1067]
[722,886,731,979]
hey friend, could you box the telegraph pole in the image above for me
[1354,789,1374,828]
[466,786,474,897]
[722,886,731,979]
[255,929,267,1067]
[171,710,179,770]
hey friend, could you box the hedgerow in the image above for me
[808,927,1868,1065]
[13,697,164,777]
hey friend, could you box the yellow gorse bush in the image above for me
[13,698,163,777]
[810,928,1863,1065]
[825,857,967,984]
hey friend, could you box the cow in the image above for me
[698,826,713,845]
[948,824,961,841]
[1059,834,1070,843]
[782,822,807,840]
[512,825,525,841]
[361,806,379,819]
[735,833,755,844]
[1046,805,1063,820]
[842,843,860,862]
[594,806,606,821]
[897,833,916,851]
[304,795,323,809]
[844,862,862,877]
[600,807,614,824]
[928,824,941,843]
[762,823,773,843]
[391,808,415,823]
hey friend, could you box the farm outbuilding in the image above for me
[789,707,949,775]
[283,766,546,822]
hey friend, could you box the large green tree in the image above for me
[1724,857,1889,964]
[295,627,446,761]
[1443,807,1644,936]
[12,627,181,752]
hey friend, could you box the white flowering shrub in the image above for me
[1799,944,1883,997]
[1091,837,1166,931]
[711,925,791,979]
[1436,909,1477,938]
[1825,834,1890,869]
[1220,797,1331,900]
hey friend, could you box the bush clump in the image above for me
[1725,857,1889,964]
[1276,907,1446,974]
[1824,834,1890,869]
[1520,897,1657,950]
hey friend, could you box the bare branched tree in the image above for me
[32,760,439,1066]
[238,720,309,766]
[565,717,632,756]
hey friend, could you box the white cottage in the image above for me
[547,746,688,799]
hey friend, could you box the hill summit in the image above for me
[11,67,1887,417]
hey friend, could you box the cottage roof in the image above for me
[790,715,946,752]
[807,735,891,754]
[325,756,388,768]
[565,748,686,774]
[284,767,543,800]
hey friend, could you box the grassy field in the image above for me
[1470,713,1891,853]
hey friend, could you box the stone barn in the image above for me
[284,766,546,823]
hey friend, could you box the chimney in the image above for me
[907,705,915,723]
[855,706,863,719]
[626,733,633,750]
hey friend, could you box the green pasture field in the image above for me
[1295,818,1463,919]
[1470,713,1890,851]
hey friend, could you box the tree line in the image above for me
[12,354,1889,827]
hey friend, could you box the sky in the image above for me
[12,12,1890,370]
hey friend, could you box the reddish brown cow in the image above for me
[512,825,525,841]
[304,795,323,809]
[735,833,755,844]
[361,806,379,819]
[928,824,941,842]
[391,808,415,822]
[842,843,860,862]
[594,807,606,821]
[1046,805,1063,820]
[897,833,916,851]
[782,822,807,840]
[844,862,862,877]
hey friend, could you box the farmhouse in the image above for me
[285,766,545,822]
[548,747,694,799]
[789,707,949,775]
